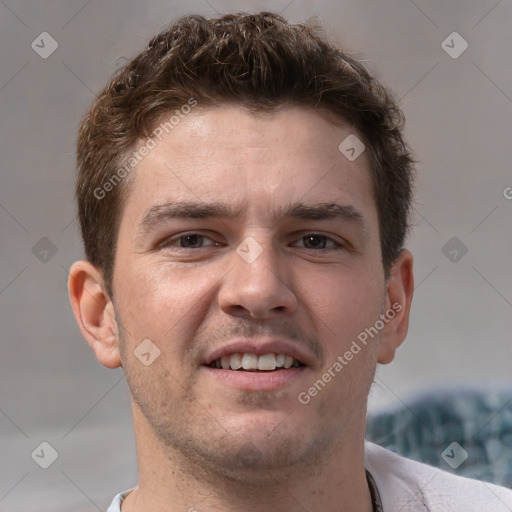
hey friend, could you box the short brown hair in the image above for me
[76,12,414,297]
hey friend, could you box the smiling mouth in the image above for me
[208,353,304,372]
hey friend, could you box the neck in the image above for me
[122,408,373,512]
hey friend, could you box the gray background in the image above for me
[0,0,511,510]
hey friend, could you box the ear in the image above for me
[68,260,122,369]
[378,249,414,365]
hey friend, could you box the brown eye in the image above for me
[302,235,328,249]
[159,232,220,250]
[178,234,205,248]
[293,234,339,250]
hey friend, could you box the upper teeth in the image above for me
[212,353,300,371]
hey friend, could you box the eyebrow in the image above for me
[138,200,369,238]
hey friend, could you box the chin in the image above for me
[176,417,330,482]
[194,436,309,480]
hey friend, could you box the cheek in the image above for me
[113,260,221,348]
[303,269,383,417]
[302,266,385,358]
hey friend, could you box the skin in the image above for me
[68,106,414,512]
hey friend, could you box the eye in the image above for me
[292,234,340,250]
[159,232,220,249]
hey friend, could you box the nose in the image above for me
[217,237,298,319]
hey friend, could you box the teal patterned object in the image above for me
[366,389,512,488]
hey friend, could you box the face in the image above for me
[112,106,390,476]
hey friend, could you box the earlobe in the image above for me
[378,250,414,365]
[68,261,122,369]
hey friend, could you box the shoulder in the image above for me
[365,441,512,512]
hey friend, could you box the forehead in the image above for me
[121,105,377,231]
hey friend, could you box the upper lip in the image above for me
[203,337,315,366]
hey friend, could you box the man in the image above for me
[68,12,512,512]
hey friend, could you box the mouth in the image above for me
[207,352,305,372]
[201,339,313,391]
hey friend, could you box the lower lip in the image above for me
[201,366,307,391]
